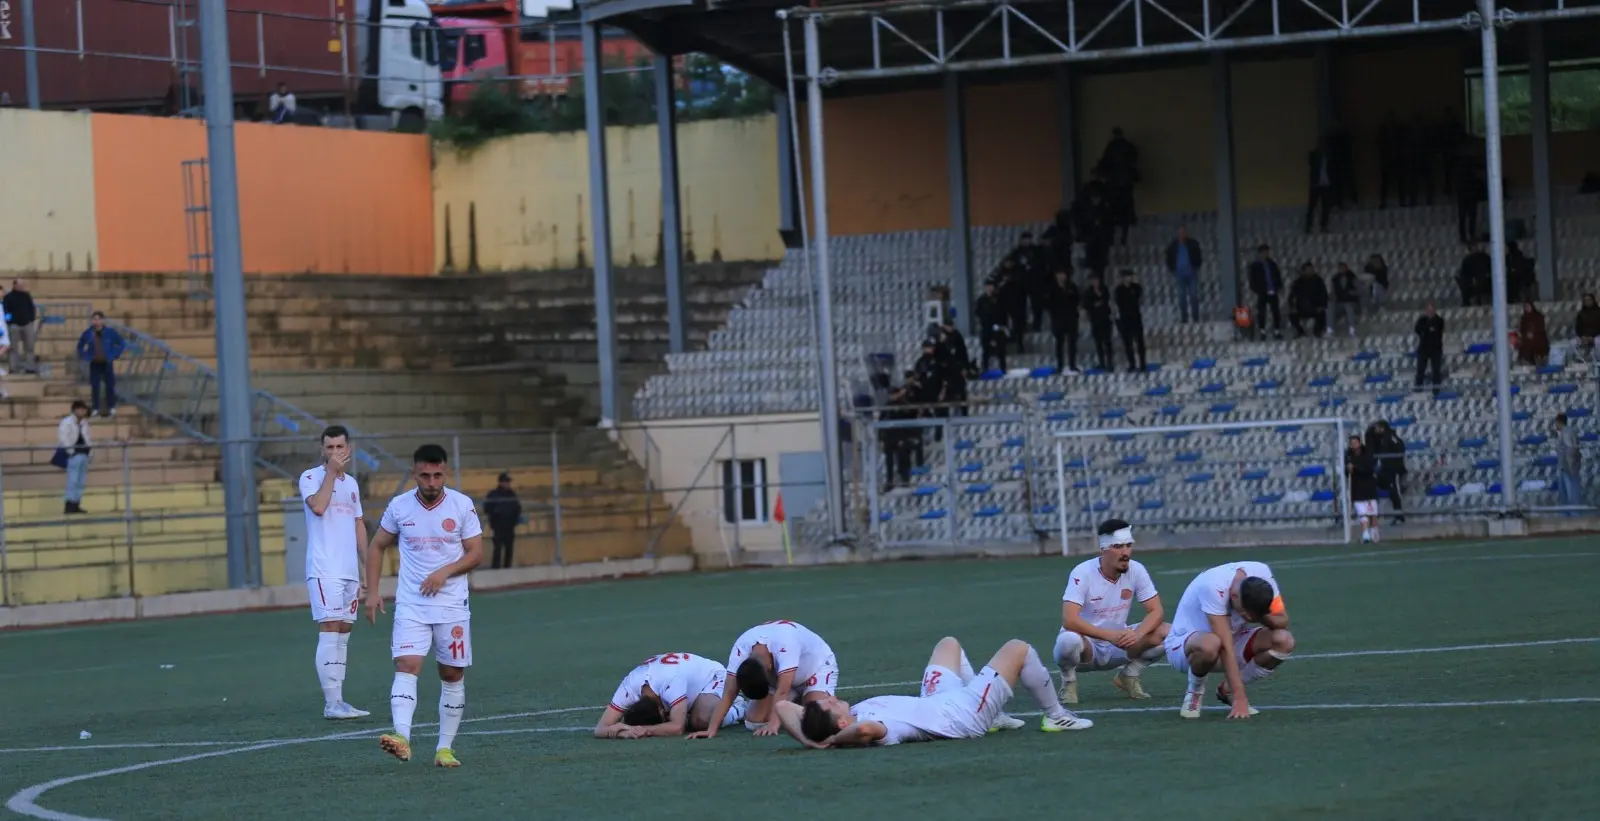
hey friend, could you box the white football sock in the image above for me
[1124,644,1164,677]
[1241,660,1274,685]
[1020,644,1069,720]
[316,633,341,707]
[1053,631,1083,682]
[390,672,418,740]
[958,650,976,684]
[1187,669,1206,693]
[438,679,466,751]
[334,632,351,703]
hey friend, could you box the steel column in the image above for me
[583,22,620,425]
[945,72,975,337]
[1479,0,1517,512]
[776,91,801,248]
[654,52,688,355]
[1210,52,1240,314]
[21,0,40,109]
[803,16,846,540]
[1528,21,1558,300]
[199,0,261,587]
[1056,65,1079,211]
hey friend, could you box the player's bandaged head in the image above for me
[1239,577,1277,620]
[1096,518,1134,550]
[735,658,772,700]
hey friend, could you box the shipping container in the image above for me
[0,0,353,115]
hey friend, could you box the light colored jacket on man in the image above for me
[57,414,92,453]
[1557,425,1581,475]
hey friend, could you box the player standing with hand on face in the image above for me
[1163,561,1295,720]
[300,425,370,721]
[1052,519,1169,704]
[364,444,484,768]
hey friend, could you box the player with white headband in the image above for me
[1051,518,1170,704]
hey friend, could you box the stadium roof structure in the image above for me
[582,0,1600,87]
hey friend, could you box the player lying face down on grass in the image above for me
[1162,561,1294,720]
[1053,519,1171,705]
[688,620,840,739]
[594,652,749,739]
[773,636,1092,749]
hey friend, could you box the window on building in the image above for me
[1466,60,1600,136]
[720,458,768,525]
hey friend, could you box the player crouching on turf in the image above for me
[689,619,843,739]
[594,652,749,739]
[1053,519,1170,704]
[775,637,1091,748]
[1163,561,1294,720]
[363,444,484,767]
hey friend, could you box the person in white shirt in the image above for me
[363,444,484,768]
[269,82,296,123]
[593,652,749,739]
[688,619,843,739]
[300,425,370,721]
[1052,519,1169,704]
[774,635,1093,749]
[57,400,92,514]
[1163,561,1295,720]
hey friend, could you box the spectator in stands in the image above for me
[76,311,125,418]
[1074,177,1113,280]
[1330,262,1361,338]
[1006,233,1050,333]
[1041,209,1074,274]
[1082,274,1115,371]
[935,320,971,414]
[1414,302,1445,394]
[1114,270,1146,373]
[879,381,916,490]
[1288,263,1329,338]
[482,473,522,570]
[1247,245,1285,340]
[1363,253,1390,312]
[913,338,949,435]
[1574,293,1600,363]
[1456,156,1485,242]
[1045,270,1080,374]
[1457,243,1491,307]
[995,259,1029,354]
[1346,435,1382,543]
[57,400,92,515]
[1305,139,1335,234]
[270,82,297,124]
[1163,225,1202,324]
[975,281,1008,372]
[1097,128,1140,245]
[1507,242,1536,303]
[3,278,38,374]
[1377,111,1405,209]
[1365,419,1407,525]
[1553,412,1583,511]
[1516,302,1549,367]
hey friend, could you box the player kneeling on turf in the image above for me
[1053,519,1170,704]
[363,444,484,767]
[689,620,842,739]
[595,652,749,739]
[774,637,1091,748]
[1163,561,1294,720]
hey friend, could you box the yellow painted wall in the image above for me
[432,115,784,272]
[0,109,99,272]
[1232,58,1319,209]
[1077,65,1217,215]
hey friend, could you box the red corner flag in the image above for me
[773,493,786,524]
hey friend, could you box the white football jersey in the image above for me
[608,652,725,713]
[1060,557,1158,632]
[849,695,947,745]
[726,620,831,685]
[1170,561,1281,638]
[299,465,363,582]
[379,487,483,620]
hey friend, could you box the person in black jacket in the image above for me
[1113,270,1146,373]
[936,321,971,415]
[482,474,523,569]
[1330,262,1361,337]
[3,279,38,374]
[1288,263,1329,338]
[1046,270,1080,373]
[1346,436,1382,543]
[1082,274,1115,371]
[1414,302,1445,393]
[879,382,917,489]
[1457,244,1491,307]
[996,259,1029,353]
[1365,419,1407,525]
[1247,245,1284,340]
[975,281,1009,372]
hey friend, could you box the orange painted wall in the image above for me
[801,90,950,236]
[91,114,433,275]
[967,80,1063,227]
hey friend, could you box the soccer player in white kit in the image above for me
[363,444,484,767]
[775,636,1092,748]
[1052,519,1170,704]
[688,619,843,739]
[593,652,749,739]
[300,425,370,720]
[1163,561,1295,720]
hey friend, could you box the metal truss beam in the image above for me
[782,0,1600,82]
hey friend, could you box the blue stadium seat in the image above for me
[1242,356,1270,368]
[1550,383,1579,395]
[974,505,1005,518]
[1164,431,1191,440]
[963,483,991,496]
[1539,364,1565,375]
[1039,391,1065,402]
[1066,457,1090,469]
[1276,425,1302,434]
[1287,445,1314,457]
[1391,415,1416,427]
[1406,440,1430,452]
[954,439,975,451]
[1145,362,1164,372]
[1186,472,1215,483]
[1241,468,1270,481]
[1310,489,1336,502]
[1129,475,1157,487]
[911,465,932,476]
[1352,350,1380,362]
[1145,385,1172,397]
[1512,411,1532,421]
[1029,366,1056,378]
[1570,407,1593,418]
[1377,394,1404,404]
[1159,405,1184,416]
[1073,478,1101,489]
[1138,498,1165,510]
[1082,500,1111,512]
[1427,484,1457,497]
[1366,373,1393,384]
[1255,379,1282,391]
[1219,428,1244,437]
[1034,504,1057,515]
[1583,432,1600,443]
[1253,492,1284,504]
[1534,455,1558,467]
[919,509,948,520]
[1199,382,1226,394]
[1459,437,1488,449]
[1465,342,1493,354]
[1102,408,1128,419]
[980,369,1005,380]
[1048,410,1076,421]
[1320,396,1348,408]
[1519,434,1548,447]
[958,462,983,473]
[1121,454,1148,466]
[1308,375,1337,388]
[1209,402,1236,414]
[1011,460,1027,471]
[878,511,894,522]
[1488,483,1502,494]
[1191,358,1217,370]
[1083,367,1109,376]
[913,485,940,496]
[1110,433,1136,442]
[1434,390,1461,401]
[1175,451,1202,462]
[1003,436,1026,448]
[1474,458,1500,470]
[1298,465,1326,478]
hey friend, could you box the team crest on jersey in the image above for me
[1121,589,1134,600]
[442,518,457,533]
[350,492,357,502]
[451,625,465,639]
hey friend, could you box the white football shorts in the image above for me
[918,663,1013,740]
[308,578,359,624]
[391,616,473,668]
